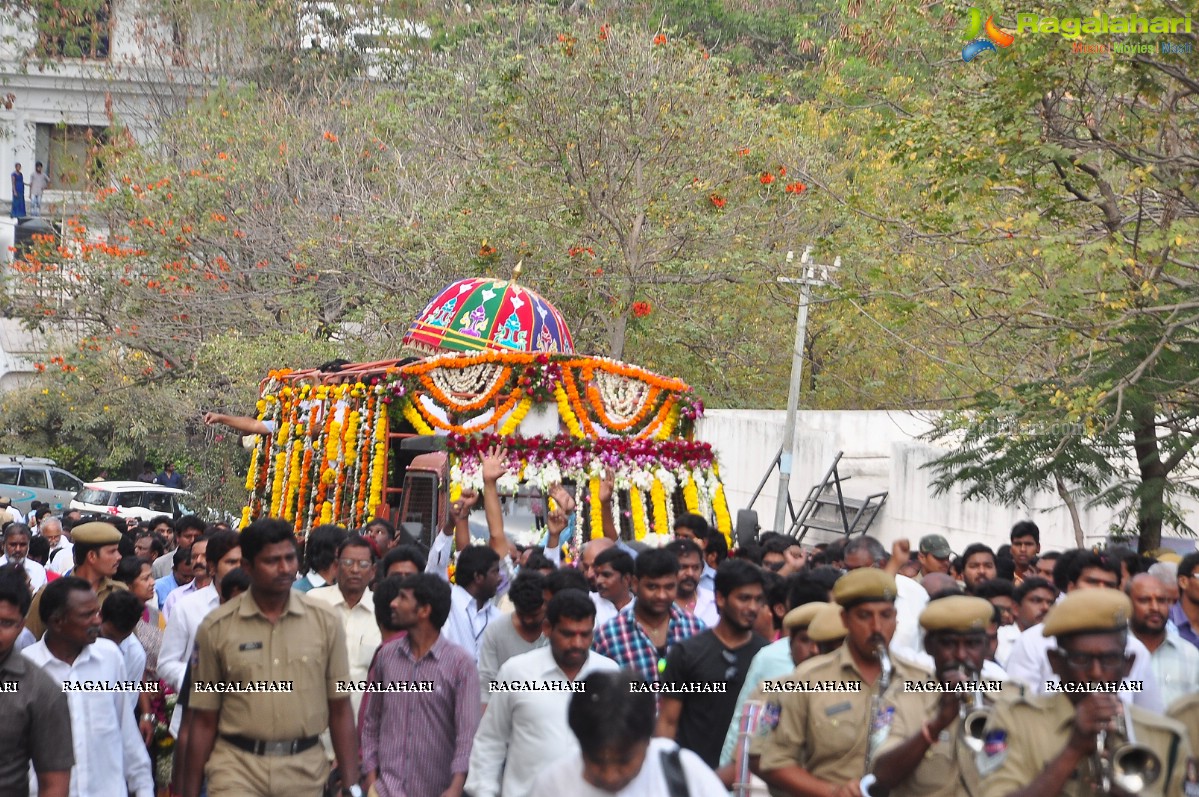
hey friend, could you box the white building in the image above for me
[697,409,1199,557]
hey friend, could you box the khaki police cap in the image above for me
[920,595,994,633]
[807,602,849,643]
[70,521,124,545]
[832,568,897,607]
[783,601,826,632]
[1042,589,1131,637]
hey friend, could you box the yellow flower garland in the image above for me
[656,404,680,440]
[629,487,648,540]
[554,385,584,439]
[498,396,534,436]
[283,444,302,521]
[713,483,733,544]
[326,420,343,465]
[589,476,604,539]
[239,505,251,529]
[401,400,434,435]
[650,478,668,535]
[269,449,287,517]
[682,472,699,513]
[244,446,259,492]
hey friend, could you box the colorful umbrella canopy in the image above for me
[403,277,576,355]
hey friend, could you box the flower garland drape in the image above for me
[241,374,394,535]
[241,351,733,545]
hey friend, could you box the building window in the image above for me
[35,0,111,60]
[37,124,109,192]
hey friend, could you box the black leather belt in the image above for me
[221,733,320,757]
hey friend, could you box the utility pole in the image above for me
[773,246,840,535]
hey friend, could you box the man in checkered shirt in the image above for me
[592,548,706,682]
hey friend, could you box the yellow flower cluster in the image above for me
[629,488,648,540]
[589,476,604,539]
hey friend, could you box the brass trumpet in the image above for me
[959,670,989,753]
[1095,707,1162,794]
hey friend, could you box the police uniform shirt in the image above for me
[979,691,1191,797]
[191,590,351,740]
[1168,694,1199,795]
[875,680,1025,797]
[755,644,932,786]
[24,577,126,640]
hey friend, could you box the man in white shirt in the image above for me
[467,590,620,797]
[157,531,241,733]
[667,538,717,627]
[22,576,154,797]
[592,547,635,629]
[1005,550,1165,712]
[308,534,381,718]
[530,669,727,797]
[100,589,148,683]
[1127,572,1199,706]
[0,523,47,591]
[39,517,74,576]
[442,544,502,660]
[162,537,210,620]
[842,536,928,660]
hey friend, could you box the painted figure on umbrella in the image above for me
[460,305,489,337]
[495,313,528,350]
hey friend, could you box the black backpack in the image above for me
[661,747,690,797]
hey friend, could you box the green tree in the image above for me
[870,11,1199,552]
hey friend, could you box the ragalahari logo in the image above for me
[962,9,1015,61]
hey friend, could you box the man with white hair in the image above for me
[40,517,74,576]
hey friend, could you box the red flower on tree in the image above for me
[632,301,652,318]
[759,173,776,185]
[784,182,807,194]
[653,34,667,46]
[709,193,727,209]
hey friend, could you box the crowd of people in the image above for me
[2,455,1199,797]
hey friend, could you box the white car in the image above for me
[71,480,197,522]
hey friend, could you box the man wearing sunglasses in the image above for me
[978,589,1189,797]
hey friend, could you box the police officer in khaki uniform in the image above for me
[752,569,932,797]
[980,589,1191,797]
[808,600,849,655]
[182,518,363,797]
[24,521,126,639]
[871,595,1021,797]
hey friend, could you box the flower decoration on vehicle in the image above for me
[386,350,703,440]
[241,377,395,534]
